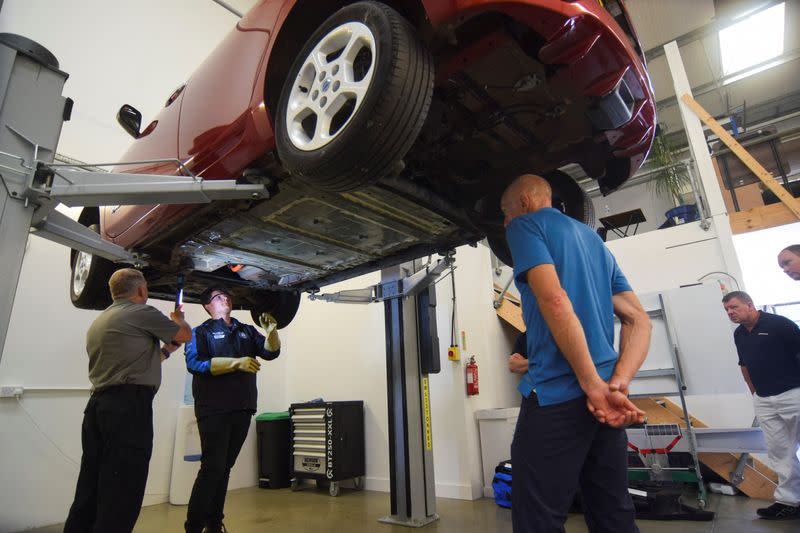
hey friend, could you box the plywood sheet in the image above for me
[730,203,800,234]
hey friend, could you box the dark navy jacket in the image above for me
[185,317,280,418]
[734,311,800,397]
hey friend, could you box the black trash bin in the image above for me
[256,411,291,489]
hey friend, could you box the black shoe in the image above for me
[756,502,800,520]
[202,523,229,533]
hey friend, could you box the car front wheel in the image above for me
[69,223,116,310]
[275,1,434,191]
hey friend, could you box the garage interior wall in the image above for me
[590,182,676,241]
[0,6,524,529]
[0,0,786,531]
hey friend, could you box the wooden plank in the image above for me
[494,297,525,332]
[632,398,777,500]
[681,94,800,220]
[729,203,800,235]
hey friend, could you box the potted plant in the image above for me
[647,126,692,206]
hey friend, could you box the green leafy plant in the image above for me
[647,127,692,205]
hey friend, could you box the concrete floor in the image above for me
[21,486,799,532]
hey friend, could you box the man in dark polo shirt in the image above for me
[508,331,528,375]
[184,287,281,533]
[64,268,192,533]
[723,290,800,521]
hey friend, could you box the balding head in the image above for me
[108,268,147,301]
[500,174,552,227]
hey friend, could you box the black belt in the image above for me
[92,383,156,396]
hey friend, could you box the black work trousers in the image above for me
[64,384,155,533]
[185,410,251,532]
[511,393,638,533]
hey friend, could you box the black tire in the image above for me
[546,170,596,229]
[487,234,513,268]
[249,291,302,329]
[275,1,434,191]
[69,223,116,310]
[486,170,595,268]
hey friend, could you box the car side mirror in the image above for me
[117,104,142,138]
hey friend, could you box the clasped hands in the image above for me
[584,375,645,428]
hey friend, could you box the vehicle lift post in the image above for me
[0,36,268,361]
[311,255,451,527]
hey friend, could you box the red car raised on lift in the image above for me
[70,0,655,327]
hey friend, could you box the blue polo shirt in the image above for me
[733,311,800,397]
[506,208,631,406]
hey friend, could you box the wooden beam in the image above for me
[730,203,800,234]
[495,298,525,332]
[681,94,800,220]
[632,397,777,500]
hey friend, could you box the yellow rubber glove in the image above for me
[210,357,260,376]
[259,312,281,352]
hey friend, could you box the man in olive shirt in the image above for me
[64,268,192,533]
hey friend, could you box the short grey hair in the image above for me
[108,268,145,299]
[722,290,753,306]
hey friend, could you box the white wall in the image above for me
[0,236,286,532]
[278,244,523,500]
[0,0,258,162]
[0,1,262,531]
[605,219,733,294]
[733,221,800,306]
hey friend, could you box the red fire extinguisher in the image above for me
[466,356,479,396]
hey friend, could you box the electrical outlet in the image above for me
[0,385,23,398]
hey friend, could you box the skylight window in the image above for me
[719,2,785,76]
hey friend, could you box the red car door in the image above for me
[105,86,185,240]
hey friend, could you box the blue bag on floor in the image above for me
[492,460,512,508]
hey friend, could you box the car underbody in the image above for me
[136,11,645,309]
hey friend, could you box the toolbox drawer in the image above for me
[290,401,365,482]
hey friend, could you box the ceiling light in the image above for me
[719,2,785,76]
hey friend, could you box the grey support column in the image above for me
[0,36,69,362]
[379,261,438,527]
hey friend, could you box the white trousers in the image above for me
[754,387,800,506]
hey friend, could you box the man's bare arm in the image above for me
[169,308,192,343]
[525,265,600,390]
[526,265,643,427]
[609,291,652,392]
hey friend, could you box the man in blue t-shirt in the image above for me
[500,174,652,533]
[723,290,800,521]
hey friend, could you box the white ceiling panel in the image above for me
[625,0,716,51]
